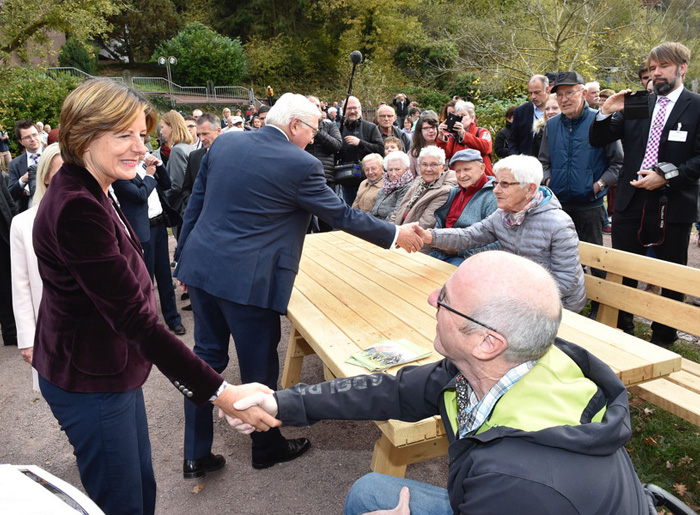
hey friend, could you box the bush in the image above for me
[58,38,98,75]
[152,22,246,86]
[0,66,81,154]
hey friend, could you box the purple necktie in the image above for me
[641,96,670,170]
[30,153,39,166]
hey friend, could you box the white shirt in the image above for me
[136,162,163,220]
[645,85,684,142]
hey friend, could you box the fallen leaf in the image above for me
[673,483,687,497]
[644,436,659,447]
[643,407,654,416]
[665,461,673,469]
[191,484,205,494]
[677,456,693,466]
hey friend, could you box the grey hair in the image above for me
[417,145,446,165]
[384,150,410,170]
[362,153,384,169]
[328,107,337,115]
[33,142,62,206]
[454,101,475,117]
[585,81,600,90]
[463,294,562,362]
[266,93,321,127]
[531,74,549,88]
[493,154,543,189]
[196,113,220,130]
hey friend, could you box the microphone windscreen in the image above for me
[350,51,363,65]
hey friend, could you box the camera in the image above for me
[623,90,650,120]
[445,113,462,133]
[653,162,679,181]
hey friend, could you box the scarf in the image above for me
[402,170,446,218]
[382,169,413,195]
[445,173,488,228]
[500,188,544,227]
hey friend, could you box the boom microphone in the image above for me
[342,51,364,124]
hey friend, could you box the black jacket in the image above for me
[306,119,343,187]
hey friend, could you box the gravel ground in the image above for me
[1,230,698,514]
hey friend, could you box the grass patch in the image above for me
[627,396,700,511]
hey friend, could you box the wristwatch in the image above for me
[596,180,605,190]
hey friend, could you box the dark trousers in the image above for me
[184,286,284,460]
[142,221,181,328]
[564,205,605,246]
[611,214,691,343]
[0,238,16,345]
[39,376,156,515]
[342,185,359,206]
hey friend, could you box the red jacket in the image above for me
[438,123,493,176]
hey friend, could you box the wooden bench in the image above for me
[280,232,681,477]
[578,241,700,426]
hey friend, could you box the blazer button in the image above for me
[174,381,180,387]
[179,385,186,392]
[187,391,194,398]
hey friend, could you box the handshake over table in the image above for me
[218,389,280,434]
[394,223,434,253]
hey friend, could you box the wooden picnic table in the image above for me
[282,231,682,477]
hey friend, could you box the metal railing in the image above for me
[47,67,124,82]
[48,67,258,106]
[213,86,255,104]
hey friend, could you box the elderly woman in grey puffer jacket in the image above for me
[415,154,587,312]
[370,151,414,221]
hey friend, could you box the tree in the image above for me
[151,22,247,85]
[58,38,98,74]
[0,0,121,63]
[99,0,182,63]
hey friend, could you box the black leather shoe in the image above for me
[183,453,225,479]
[252,437,311,469]
[170,324,186,335]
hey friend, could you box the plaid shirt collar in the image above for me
[455,359,537,438]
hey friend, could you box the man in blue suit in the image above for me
[174,93,423,477]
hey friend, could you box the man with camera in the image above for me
[590,42,700,348]
[336,96,384,205]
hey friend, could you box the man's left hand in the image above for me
[344,135,360,146]
[631,169,668,190]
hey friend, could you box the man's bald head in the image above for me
[451,251,562,362]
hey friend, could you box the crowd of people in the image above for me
[1,40,699,514]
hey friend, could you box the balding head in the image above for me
[438,251,561,364]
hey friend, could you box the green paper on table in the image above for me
[347,338,432,371]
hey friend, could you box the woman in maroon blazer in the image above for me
[31,79,278,515]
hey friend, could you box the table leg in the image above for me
[370,434,450,478]
[281,326,315,388]
[596,272,622,327]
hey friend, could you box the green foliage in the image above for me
[102,0,182,63]
[58,38,98,75]
[0,66,80,153]
[0,0,121,63]
[152,22,246,86]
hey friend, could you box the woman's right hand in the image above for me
[412,225,433,245]
[20,347,33,365]
[437,122,448,140]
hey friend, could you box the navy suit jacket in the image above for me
[508,101,536,156]
[175,125,396,314]
[32,163,221,404]
[112,164,181,243]
[590,87,700,223]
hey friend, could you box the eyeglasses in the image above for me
[437,286,498,332]
[345,106,360,111]
[21,134,40,141]
[186,125,196,129]
[555,88,585,100]
[420,162,442,169]
[377,114,394,118]
[421,126,437,131]
[493,180,521,189]
[299,120,318,136]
